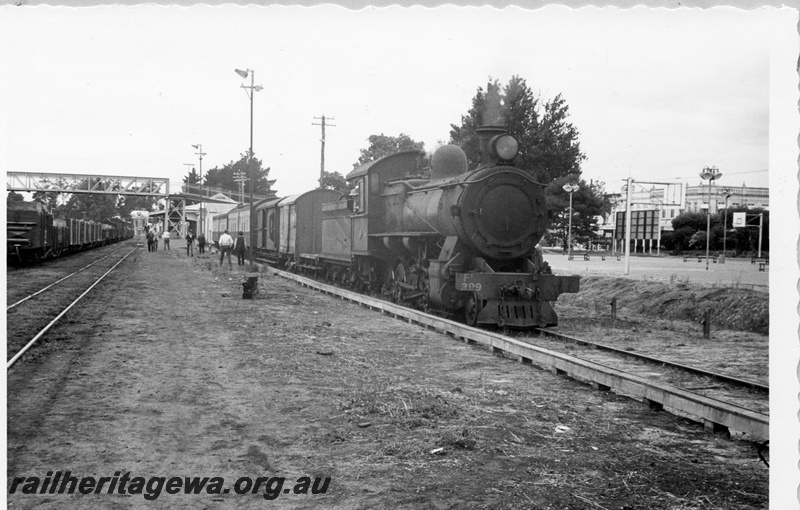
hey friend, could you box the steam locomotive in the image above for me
[213,126,579,327]
[7,200,134,263]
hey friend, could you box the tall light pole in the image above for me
[191,144,205,183]
[699,166,722,270]
[235,69,262,265]
[182,163,194,236]
[720,188,731,263]
[191,143,206,238]
[562,183,579,259]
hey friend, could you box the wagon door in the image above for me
[279,204,290,254]
[288,204,297,256]
[266,207,278,251]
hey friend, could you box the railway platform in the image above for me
[6,247,769,509]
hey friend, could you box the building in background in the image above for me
[684,183,769,213]
[595,178,768,253]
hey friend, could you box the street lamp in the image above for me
[699,166,722,270]
[720,188,731,263]
[191,144,206,238]
[234,69,262,265]
[562,183,580,259]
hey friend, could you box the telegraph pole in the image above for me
[233,171,248,203]
[313,115,335,188]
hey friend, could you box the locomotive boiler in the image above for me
[317,125,579,328]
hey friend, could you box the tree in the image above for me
[8,191,25,202]
[32,191,61,211]
[30,176,72,211]
[669,211,722,252]
[183,167,202,186]
[118,194,159,217]
[203,152,275,196]
[450,78,602,247]
[532,94,586,183]
[663,226,697,252]
[672,211,709,233]
[666,208,769,254]
[449,77,586,184]
[353,134,424,169]
[545,175,611,250]
[60,192,119,221]
[319,171,351,194]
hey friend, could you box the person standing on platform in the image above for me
[162,230,171,250]
[197,232,206,255]
[218,229,234,268]
[146,230,155,252]
[234,231,247,266]
[185,231,194,257]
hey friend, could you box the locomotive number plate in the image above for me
[459,282,483,292]
[456,273,485,293]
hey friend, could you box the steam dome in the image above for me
[430,145,468,181]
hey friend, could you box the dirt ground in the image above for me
[7,244,769,509]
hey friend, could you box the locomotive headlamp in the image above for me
[490,134,519,162]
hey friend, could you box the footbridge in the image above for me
[6,171,272,238]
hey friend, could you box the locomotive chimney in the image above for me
[475,81,509,167]
[476,125,507,167]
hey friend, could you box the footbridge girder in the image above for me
[7,172,170,197]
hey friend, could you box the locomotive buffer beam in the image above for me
[456,272,580,327]
[456,273,579,301]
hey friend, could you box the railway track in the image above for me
[271,268,768,442]
[526,327,768,393]
[6,246,139,368]
[7,245,130,311]
[516,328,768,419]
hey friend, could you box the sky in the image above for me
[0,5,788,199]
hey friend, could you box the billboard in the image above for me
[615,210,659,240]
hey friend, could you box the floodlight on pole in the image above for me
[562,183,580,260]
[699,166,722,270]
[235,68,262,265]
[191,144,206,237]
[190,144,206,184]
